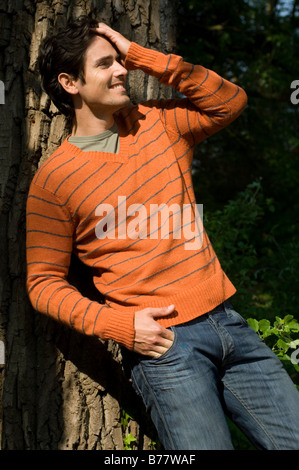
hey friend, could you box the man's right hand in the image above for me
[93,23,131,61]
[133,305,176,358]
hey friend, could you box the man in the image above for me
[26,17,299,449]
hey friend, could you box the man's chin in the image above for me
[114,96,131,112]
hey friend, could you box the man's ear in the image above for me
[58,73,79,95]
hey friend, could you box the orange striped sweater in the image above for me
[26,42,247,350]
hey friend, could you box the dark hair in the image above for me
[38,16,99,118]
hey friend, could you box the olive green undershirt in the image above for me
[68,123,119,154]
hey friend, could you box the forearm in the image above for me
[26,182,135,350]
[27,274,135,349]
[125,42,247,140]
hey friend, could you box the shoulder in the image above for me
[31,139,80,194]
[117,99,178,129]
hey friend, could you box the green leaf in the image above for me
[283,315,294,324]
[258,319,271,333]
[276,339,289,353]
[123,433,137,450]
[247,318,259,332]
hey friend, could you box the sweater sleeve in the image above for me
[125,42,247,146]
[26,181,135,350]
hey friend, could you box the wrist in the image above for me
[124,42,160,71]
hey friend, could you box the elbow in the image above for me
[26,271,50,312]
[226,85,248,123]
[26,274,39,310]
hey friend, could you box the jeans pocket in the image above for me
[224,302,249,327]
[140,326,178,365]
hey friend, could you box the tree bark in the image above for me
[0,0,177,450]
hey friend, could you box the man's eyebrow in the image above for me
[94,54,121,65]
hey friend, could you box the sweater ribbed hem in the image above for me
[99,308,136,351]
[156,269,236,328]
[106,267,236,345]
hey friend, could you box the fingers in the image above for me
[133,305,176,358]
[145,305,175,341]
[149,304,176,318]
[134,332,174,358]
[92,22,131,58]
[93,23,115,39]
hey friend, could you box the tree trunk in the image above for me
[0,0,176,450]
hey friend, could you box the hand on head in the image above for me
[93,23,131,61]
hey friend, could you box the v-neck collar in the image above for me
[61,115,130,163]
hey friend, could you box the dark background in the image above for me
[177,0,299,321]
[176,0,299,447]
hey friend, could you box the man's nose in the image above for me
[114,60,128,77]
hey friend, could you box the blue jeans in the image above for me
[125,301,299,450]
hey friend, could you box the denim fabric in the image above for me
[125,302,299,450]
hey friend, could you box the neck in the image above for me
[72,106,116,137]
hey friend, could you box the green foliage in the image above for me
[201,176,299,449]
[227,419,256,450]
[204,179,265,292]
[122,433,137,451]
[120,409,137,450]
[203,179,295,319]
[247,315,299,388]
[177,0,299,210]
[177,0,299,322]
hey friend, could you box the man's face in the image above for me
[74,35,130,117]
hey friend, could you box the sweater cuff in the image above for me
[95,307,136,351]
[125,42,171,76]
